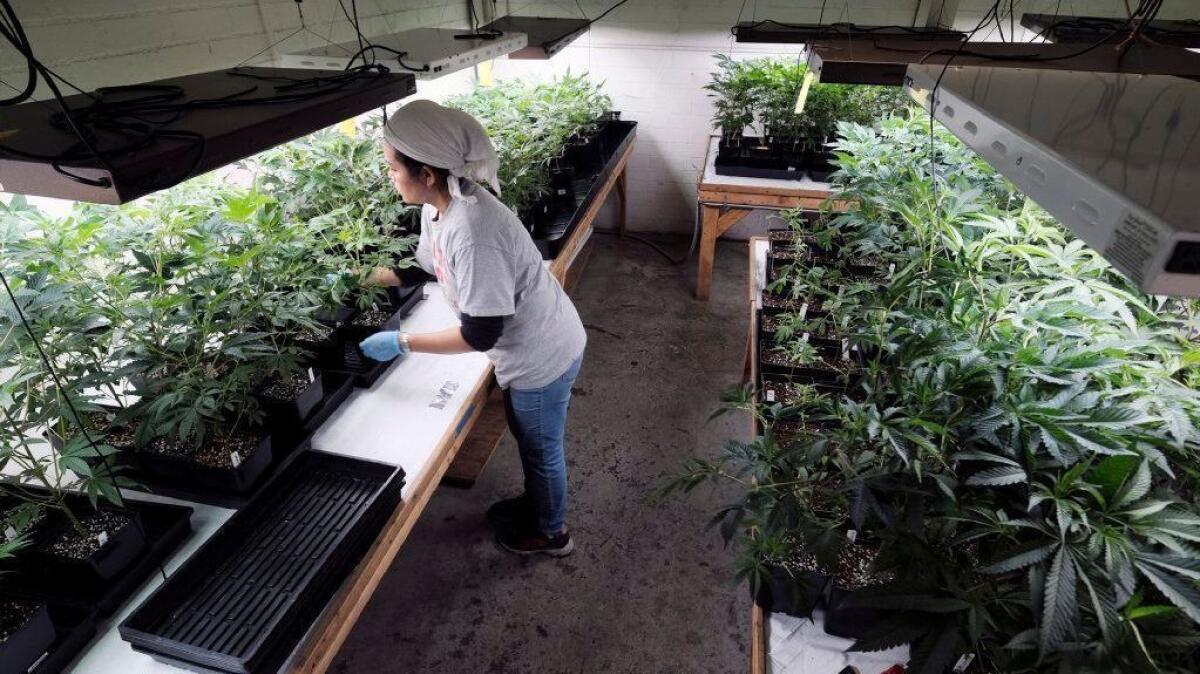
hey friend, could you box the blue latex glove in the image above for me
[359,331,408,362]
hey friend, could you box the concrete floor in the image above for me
[332,235,752,674]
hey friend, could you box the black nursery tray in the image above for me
[29,604,99,674]
[317,287,426,389]
[0,498,192,618]
[120,451,406,674]
[715,137,835,183]
[532,118,637,260]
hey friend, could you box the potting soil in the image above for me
[193,434,262,469]
[0,599,39,642]
[43,510,132,560]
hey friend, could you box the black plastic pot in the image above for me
[28,506,147,583]
[258,373,325,427]
[824,585,893,639]
[805,147,838,183]
[120,451,406,674]
[314,306,358,329]
[759,343,862,385]
[754,565,828,618]
[0,501,192,623]
[194,434,275,492]
[30,604,97,674]
[0,600,55,674]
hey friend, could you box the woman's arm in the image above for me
[406,326,473,355]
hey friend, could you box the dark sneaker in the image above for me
[496,527,575,557]
[486,493,536,527]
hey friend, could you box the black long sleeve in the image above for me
[460,313,505,351]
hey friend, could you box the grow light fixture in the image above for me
[279,28,528,78]
[1022,13,1200,47]
[906,65,1200,297]
[732,21,965,45]
[808,38,1200,86]
[0,67,416,205]
[478,16,591,59]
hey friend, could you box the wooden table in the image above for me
[442,132,634,487]
[696,136,847,301]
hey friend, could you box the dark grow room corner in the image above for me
[333,235,752,674]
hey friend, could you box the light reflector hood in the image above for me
[906,65,1200,297]
[281,28,527,79]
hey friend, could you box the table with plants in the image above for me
[0,72,633,674]
[695,56,906,301]
[670,110,1200,673]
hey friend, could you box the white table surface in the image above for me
[68,282,491,673]
[701,135,834,193]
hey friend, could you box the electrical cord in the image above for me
[588,0,631,26]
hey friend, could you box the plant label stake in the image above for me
[799,302,809,319]
[97,531,109,547]
[230,451,243,468]
[3,525,16,541]
[841,338,850,362]
[846,528,858,543]
[953,654,976,672]
[307,367,317,383]
[766,388,776,402]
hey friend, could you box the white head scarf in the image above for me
[382,99,501,203]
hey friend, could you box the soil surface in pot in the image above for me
[296,326,333,343]
[0,599,39,643]
[761,348,856,373]
[762,294,805,311]
[352,309,392,329]
[81,412,136,447]
[193,434,264,469]
[829,542,893,591]
[43,509,132,560]
[760,379,815,405]
[262,372,312,400]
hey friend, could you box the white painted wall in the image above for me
[2,0,1198,232]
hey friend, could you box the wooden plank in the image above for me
[751,583,767,674]
[562,239,594,295]
[698,180,837,201]
[287,366,492,674]
[698,189,848,212]
[549,140,635,281]
[442,385,507,488]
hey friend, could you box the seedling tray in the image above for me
[0,497,192,618]
[120,451,406,674]
[534,118,637,260]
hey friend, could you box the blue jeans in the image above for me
[502,356,583,537]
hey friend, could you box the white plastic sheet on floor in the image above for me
[767,610,909,674]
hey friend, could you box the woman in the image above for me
[359,99,586,558]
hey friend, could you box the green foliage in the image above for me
[447,72,612,217]
[673,109,1200,672]
[705,54,909,147]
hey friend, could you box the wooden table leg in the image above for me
[695,205,750,301]
[616,168,628,238]
[696,204,721,300]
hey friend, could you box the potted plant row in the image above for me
[447,73,636,259]
[670,109,1200,673]
[706,55,908,182]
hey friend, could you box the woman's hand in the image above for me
[360,331,409,362]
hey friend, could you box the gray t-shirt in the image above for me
[415,181,587,389]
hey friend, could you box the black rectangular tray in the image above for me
[318,288,426,388]
[119,451,406,674]
[534,118,637,260]
[31,604,99,674]
[0,498,192,618]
